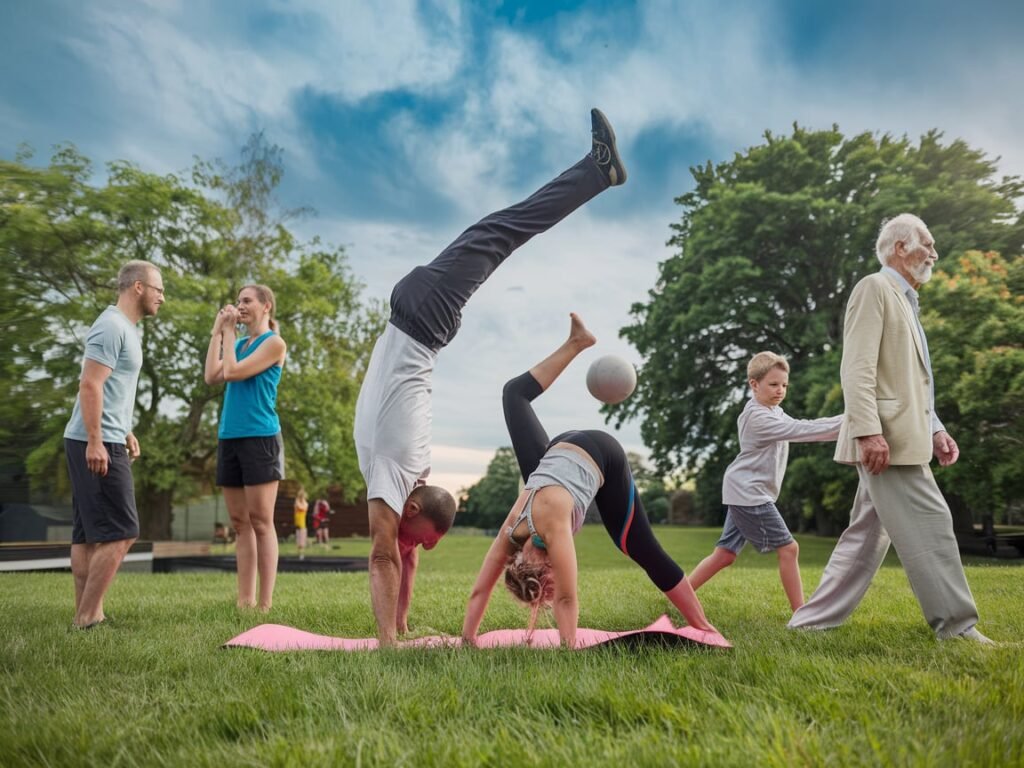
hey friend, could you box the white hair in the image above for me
[875,214,927,266]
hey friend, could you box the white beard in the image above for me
[909,262,933,284]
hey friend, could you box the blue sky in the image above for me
[3,0,1023,495]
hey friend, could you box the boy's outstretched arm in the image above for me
[749,410,843,444]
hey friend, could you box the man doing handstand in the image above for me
[354,108,627,644]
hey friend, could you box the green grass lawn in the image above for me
[2,527,1022,767]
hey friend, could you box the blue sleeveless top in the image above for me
[218,331,283,439]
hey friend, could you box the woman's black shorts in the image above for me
[216,433,285,487]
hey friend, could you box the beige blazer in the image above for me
[834,271,934,466]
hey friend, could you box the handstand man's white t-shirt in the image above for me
[354,323,438,516]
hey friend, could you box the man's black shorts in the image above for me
[216,433,285,487]
[65,439,140,544]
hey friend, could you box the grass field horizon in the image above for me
[2,527,1022,767]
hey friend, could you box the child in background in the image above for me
[213,522,233,546]
[313,498,331,547]
[294,488,308,560]
[686,352,842,612]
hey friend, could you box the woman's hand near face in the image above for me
[221,305,240,329]
[213,304,237,334]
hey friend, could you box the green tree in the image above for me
[615,125,1024,529]
[456,446,520,529]
[924,250,1024,524]
[2,139,384,538]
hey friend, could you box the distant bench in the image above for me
[152,541,210,558]
[957,529,1024,559]
[0,541,209,572]
[0,540,365,573]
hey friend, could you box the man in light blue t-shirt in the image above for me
[64,260,164,629]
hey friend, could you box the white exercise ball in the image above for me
[586,355,637,404]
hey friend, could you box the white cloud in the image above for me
[57,1,468,175]
[266,0,464,101]
[428,444,497,498]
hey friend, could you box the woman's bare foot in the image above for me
[527,313,598,391]
[568,312,596,350]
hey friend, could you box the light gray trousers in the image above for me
[788,463,978,638]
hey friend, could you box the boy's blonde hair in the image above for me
[747,351,790,382]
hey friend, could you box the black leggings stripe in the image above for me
[502,373,685,592]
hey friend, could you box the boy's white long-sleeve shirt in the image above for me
[722,397,843,506]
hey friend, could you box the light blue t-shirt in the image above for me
[64,306,143,444]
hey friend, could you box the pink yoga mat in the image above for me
[224,615,731,651]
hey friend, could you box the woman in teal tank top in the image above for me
[204,284,287,613]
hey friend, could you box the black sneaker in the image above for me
[590,108,627,186]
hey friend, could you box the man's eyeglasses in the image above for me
[139,282,165,297]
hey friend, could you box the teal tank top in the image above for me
[218,331,283,439]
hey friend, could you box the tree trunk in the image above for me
[138,485,174,540]
[945,492,976,535]
[669,490,694,526]
[814,506,836,537]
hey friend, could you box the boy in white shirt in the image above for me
[686,352,842,611]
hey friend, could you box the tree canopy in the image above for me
[924,250,1024,521]
[615,125,1024,529]
[1,137,385,537]
[456,446,520,530]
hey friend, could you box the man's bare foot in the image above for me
[569,312,596,350]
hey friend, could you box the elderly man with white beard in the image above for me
[788,214,992,643]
